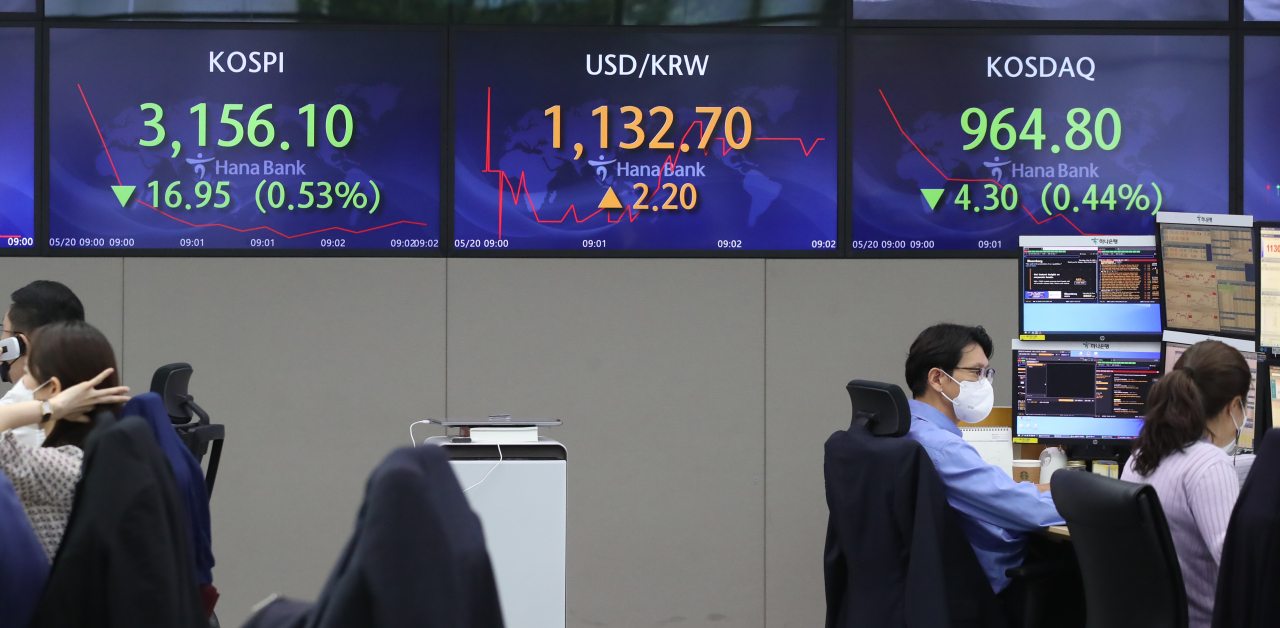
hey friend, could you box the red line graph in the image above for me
[878,89,1096,236]
[78,84,429,240]
[482,87,825,239]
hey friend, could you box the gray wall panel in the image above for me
[445,258,766,628]
[763,259,1017,628]
[0,257,124,377]
[121,258,447,628]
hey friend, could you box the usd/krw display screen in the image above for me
[0,26,34,249]
[853,0,1227,21]
[452,30,839,253]
[851,34,1229,254]
[48,27,442,252]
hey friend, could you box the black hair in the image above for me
[904,323,994,397]
[7,281,85,336]
[1132,340,1251,475]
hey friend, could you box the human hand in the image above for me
[49,368,130,421]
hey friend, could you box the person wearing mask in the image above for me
[1121,340,1248,628]
[0,321,129,560]
[902,324,1064,602]
[0,281,87,449]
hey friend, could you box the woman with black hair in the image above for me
[0,321,129,560]
[1122,340,1250,628]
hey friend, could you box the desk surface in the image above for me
[1045,525,1071,539]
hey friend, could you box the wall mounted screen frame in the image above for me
[0,21,38,256]
[448,25,844,259]
[43,22,447,258]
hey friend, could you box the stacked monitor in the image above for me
[1158,214,1256,338]
[1013,341,1159,442]
[1163,335,1262,451]
[1013,235,1163,445]
[1019,236,1162,342]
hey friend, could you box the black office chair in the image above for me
[826,380,1006,628]
[151,364,225,495]
[1052,470,1187,628]
[845,379,911,436]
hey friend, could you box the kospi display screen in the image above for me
[48,27,443,252]
[852,0,1227,21]
[452,29,839,253]
[0,26,34,250]
[1245,37,1280,217]
[851,33,1230,255]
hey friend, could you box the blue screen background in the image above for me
[853,0,1227,21]
[1023,303,1162,334]
[851,34,1230,254]
[0,27,35,249]
[48,28,442,251]
[452,30,839,252]
[1244,37,1280,217]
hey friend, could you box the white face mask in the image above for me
[941,371,995,424]
[1221,400,1245,456]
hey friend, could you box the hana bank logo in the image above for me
[1081,341,1110,349]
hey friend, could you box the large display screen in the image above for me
[1247,1,1280,20]
[852,0,1227,21]
[1245,37,1280,217]
[0,26,34,250]
[851,34,1229,254]
[452,30,839,253]
[0,1,36,12]
[1259,226,1280,355]
[1165,340,1259,451]
[1014,343,1160,441]
[1158,215,1255,337]
[1020,236,1161,340]
[48,27,443,252]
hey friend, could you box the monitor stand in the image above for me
[1063,442,1132,467]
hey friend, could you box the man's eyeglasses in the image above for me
[953,366,996,383]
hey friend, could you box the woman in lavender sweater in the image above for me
[1122,340,1250,628]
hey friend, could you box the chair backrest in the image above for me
[1052,470,1188,628]
[846,380,911,437]
[0,469,49,628]
[150,363,224,494]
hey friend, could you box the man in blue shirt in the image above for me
[902,323,1064,597]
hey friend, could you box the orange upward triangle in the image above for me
[599,187,623,209]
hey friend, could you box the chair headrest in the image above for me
[149,363,203,425]
[846,380,911,438]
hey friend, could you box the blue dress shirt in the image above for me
[904,399,1064,593]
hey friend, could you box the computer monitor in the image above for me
[1157,213,1256,339]
[1013,340,1161,442]
[1259,223,1280,358]
[1164,333,1261,452]
[1019,236,1162,341]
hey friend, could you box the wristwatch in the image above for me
[40,401,51,423]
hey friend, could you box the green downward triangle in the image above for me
[921,188,945,210]
[111,185,135,208]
